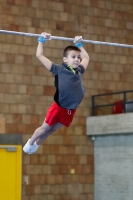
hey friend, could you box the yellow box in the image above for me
[0,145,22,200]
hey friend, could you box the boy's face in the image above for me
[63,50,81,68]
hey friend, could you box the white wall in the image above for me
[94,135,133,200]
[86,113,133,200]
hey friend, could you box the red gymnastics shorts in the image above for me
[45,102,76,127]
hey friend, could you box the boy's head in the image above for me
[63,45,81,68]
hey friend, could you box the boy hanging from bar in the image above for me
[23,32,90,154]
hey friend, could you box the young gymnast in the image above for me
[23,32,90,154]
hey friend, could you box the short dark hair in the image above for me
[63,45,81,57]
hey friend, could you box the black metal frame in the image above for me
[92,90,133,116]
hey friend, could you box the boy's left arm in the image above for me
[74,36,90,70]
[80,46,90,70]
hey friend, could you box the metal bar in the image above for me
[93,90,133,98]
[0,146,17,152]
[92,96,95,116]
[1,29,133,48]
[0,146,17,148]
[123,92,126,113]
[93,103,115,108]
[93,101,133,108]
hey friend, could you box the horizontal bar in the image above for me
[0,29,133,48]
[0,146,16,148]
[0,146,17,152]
[94,101,133,108]
[94,103,118,108]
[92,90,133,98]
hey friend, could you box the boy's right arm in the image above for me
[36,33,52,71]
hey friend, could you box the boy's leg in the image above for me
[23,122,52,154]
[36,122,64,145]
[29,122,52,145]
[23,122,64,154]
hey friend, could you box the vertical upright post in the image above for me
[92,96,95,116]
[123,92,126,113]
